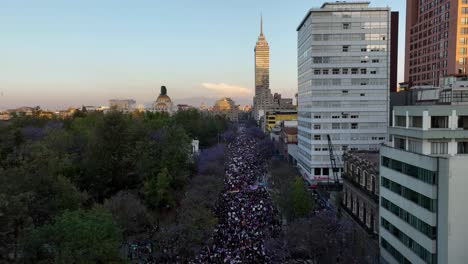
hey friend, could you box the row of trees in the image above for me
[267,160,373,263]
[0,109,229,263]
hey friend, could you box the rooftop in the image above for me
[346,150,379,168]
[297,1,388,31]
[321,1,370,9]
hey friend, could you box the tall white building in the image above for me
[296,2,396,184]
[379,105,468,264]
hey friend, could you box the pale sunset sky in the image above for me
[1,0,406,109]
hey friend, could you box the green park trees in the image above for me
[0,109,228,263]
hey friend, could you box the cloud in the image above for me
[201,82,253,97]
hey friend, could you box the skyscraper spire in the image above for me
[260,14,263,36]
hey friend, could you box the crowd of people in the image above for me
[192,132,281,263]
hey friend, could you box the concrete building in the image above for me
[405,0,468,87]
[264,110,297,132]
[109,99,136,112]
[296,2,398,184]
[253,17,295,120]
[379,105,468,264]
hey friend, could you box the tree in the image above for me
[143,168,175,209]
[23,207,124,264]
[80,111,138,201]
[104,191,154,236]
[283,177,314,221]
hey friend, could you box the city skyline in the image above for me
[1,0,406,109]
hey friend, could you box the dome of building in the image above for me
[156,94,172,103]
[213,97,236,111]
[153,86,173,113]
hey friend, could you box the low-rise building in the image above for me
[109,99,136,112]
[342,151,380,264]
[264,110,297,132]
[343,151,380,236]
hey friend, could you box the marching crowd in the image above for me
[192,132,280,263]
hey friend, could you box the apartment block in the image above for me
[296,2,398,184]
[405,0,468,87]
[379,105,468,264]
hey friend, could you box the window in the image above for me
[342,45,350,52]
[461,38,467,45]
[462,18,468,25]
[342,145,348,151]
[342,90,349,94]
[332,123,340,129]
[314,124,321,130]
[458,115,468,129]
[323,69,329,75]
[372,59,379,63]
[410,116,422,128]
[314,115,321,119]
[381,198,437,240]
[343,23,350,29]
[332,68,340,75]
[342,68,349,74]
[381,218,437,264]
[461,48,467,55]
[351,123,358,129]
[431,116,448,128]
[431,142,448,154]
[351,68,358,74]
[381,157,436,185]
[360,69,367,74]
[408,139,422,153]
[314,135,321,140]
[323,168,329,176]
[463,7,468,14]
[381,177,437,212]
[370,70,377,74]
[314,69,321,75]
[314,168,321,175]
[351,115,359,119]
[458,142,468,154]
[462,28,468,34]
[394,137,406,150]
[395,115,406,127]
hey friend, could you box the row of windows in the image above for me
[381,177,437,212]
[312,56,382,64]
[310,79,388,86]
[381,238,411,264]
[381,197,436,239]
[313,68,379,75]
[381,156,437,185]
[381,218,437,264]
[312,33,387,41]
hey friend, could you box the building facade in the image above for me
[253,17,295,120]
[342,151,380,263]
[296,2,398,184]
[264,110,297,132]
[379,105,468,264]
[405,0,468,87]
[342,151,380,235]
[109,99,136,112]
